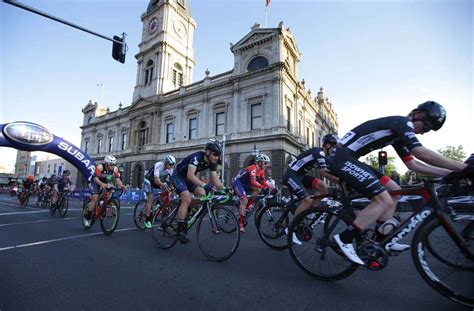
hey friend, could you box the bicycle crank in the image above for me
[357,241,388,271]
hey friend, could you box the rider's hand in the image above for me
[204,184,214,193]
[261,187,270,195]
[461,165,474,180]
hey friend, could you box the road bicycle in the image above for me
[49,188,70,218]
[18,188,31,207]
[133,186,177,230]
[287,177,474,307]
[35,190,51,208]
[82,188,124,235]
[228,190,278,230]
[152,190,240,262]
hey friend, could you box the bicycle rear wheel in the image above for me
[255,203,290,250]
[58,196,69,218]
[288,207,359,281]
[152,202,178,249]
[100,199,120,235]
[411,210,474,307]
[196,205,240,262]
[133,200,147,230]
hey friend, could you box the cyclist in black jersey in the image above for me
[170,140,225,243]
[327,101,474,265]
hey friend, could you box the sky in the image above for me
[1,0,472,174]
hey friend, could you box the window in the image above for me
[144,60,154,85]
[188,118,197,140]
[53,164,57,174]
[121,133,127,150]
[251,103,262,130]
[138,121,149,147]
[215,112,225,136]
[47,164,51,174]
[247,56,269,71]
[108,136,114,152]
[306,128,310,145]
[84,140,89,153]
[286,107,291,131]
[172,63,183,88]
[97,138,102,153]
[166,123,174,143]
[298,119,302,136]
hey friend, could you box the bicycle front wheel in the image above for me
[152,202,178,249]
[411,210,474,307]
[58,197,69,218]
[255,203,290,250]
[100,199,120,235]
[288,207,359,281]
[196,206,240,262]
[133,200,147,230]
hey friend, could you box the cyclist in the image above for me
[53,170,74,206]
[143,155,176,229]
[46,174,57,205]
[327,101,474,265]
[19,175,35,202]
[84,155,125,228]
[232,153,273,233]
[170,140,225,243]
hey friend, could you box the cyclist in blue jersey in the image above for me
[326,101,474,265]
[51,170,74,209]
[170,140,225,243]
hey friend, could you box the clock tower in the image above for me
[133,0,196,101]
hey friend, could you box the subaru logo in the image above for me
[3,122,54,145]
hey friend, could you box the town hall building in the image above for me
[80,0,339,187]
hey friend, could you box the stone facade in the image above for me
[80,0,338,188]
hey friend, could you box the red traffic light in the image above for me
[378,151,388,166]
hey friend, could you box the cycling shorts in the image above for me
[326,146,386,199]
[283,170,320,200]
[170,171,198,194]
[232,179,252,198]
[88,182,101,195]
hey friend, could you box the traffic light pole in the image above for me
[2,0,126,63]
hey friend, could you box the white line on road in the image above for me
[0,210,49,216]
[0,212,133,227]
[0,226,137,251]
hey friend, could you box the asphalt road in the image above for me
[0,194,469,311]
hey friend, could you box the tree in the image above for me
[437,145,467,162]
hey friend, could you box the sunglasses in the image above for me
[211,152,220,157]
[422,120,433,133]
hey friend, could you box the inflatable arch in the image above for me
[0,121,96,181]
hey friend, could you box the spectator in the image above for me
[390,171,400,185]
[407,171,423,186]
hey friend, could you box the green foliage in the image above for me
[436,145,467,162]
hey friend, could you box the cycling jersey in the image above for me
[232,164,270,197]
[288,147,328,175]
[46,177,57,188]
[339,116,422,161]
[93,163,121,184]
[144,161,173,194]
[22,180,35,190]
[57,177,73,192]
[172,151,217,194]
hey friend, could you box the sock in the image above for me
[339,225,362,244]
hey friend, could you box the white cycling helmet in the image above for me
[104,155,117,165]
[255,153,270,163]
[164,155,176,165]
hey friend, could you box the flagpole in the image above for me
[265,5,267,27]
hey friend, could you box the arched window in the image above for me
[247,56,269,71]
[138,121,149,147]
[144,60,154,85]
[172,63,183,88]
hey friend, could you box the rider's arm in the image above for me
[187,165,205,187]
[319,168,339,183]
[210,171,224,189]
[409,146,467,175]
[93,176,108,189]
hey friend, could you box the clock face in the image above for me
[148,17,159,34]
[173,19,187,38]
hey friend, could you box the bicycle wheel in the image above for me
[152,203,178,249]
[24,193,30,207]
[100,199,120,235]
[288,207,359,281]
[411,211,474,307]
[133,200,147,230]
[49,199,57,215]
[255,203,290,250]
[58,196,69,218]
[196,205,240,262]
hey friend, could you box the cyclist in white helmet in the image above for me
[84,155,125,228]
[142,155,176,229]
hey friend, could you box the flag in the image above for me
[266,0,271,7]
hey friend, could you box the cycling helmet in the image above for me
[205,140,223,155]
[27,175,34,181]
[412,101,446,131]
[62,170,70,176]
[104,155,117,165]
[164,155,176,165]
[42,177,47,181]
[255,153,270,163]
[322,134,339,146]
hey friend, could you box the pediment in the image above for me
[231,28,279,53]
[129,97,155,112]
[82,101,97,113]
[282,31,300,58]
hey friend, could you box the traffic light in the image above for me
[378,151,388,166]
[112,35,126,63]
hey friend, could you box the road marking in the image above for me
[0,212,133,227]
[0,210,49,216]
[0,226,137,251]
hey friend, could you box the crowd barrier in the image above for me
[69,189,153,204]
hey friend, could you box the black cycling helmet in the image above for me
[42,177,47,181]
[62,170,70,176]
[205,140,223,155]
[413,101,446,131]
[322,134,338,146]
